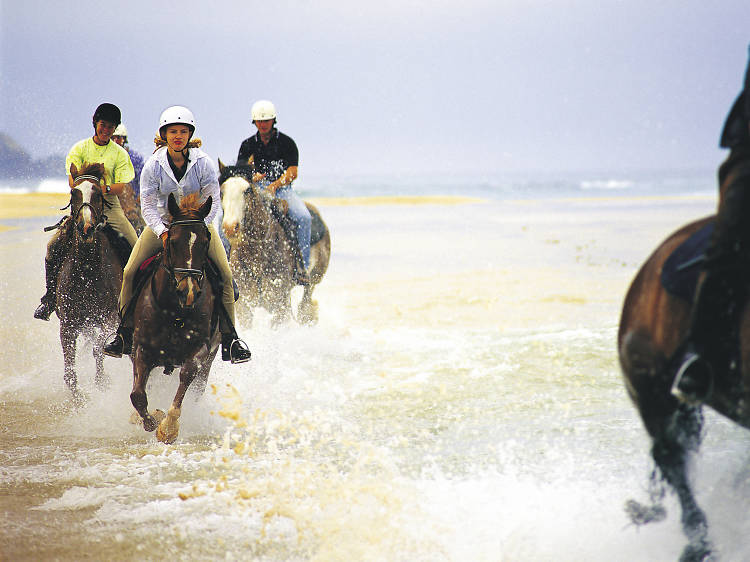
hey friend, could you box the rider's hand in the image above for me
[252,172,266,183]
[160,231,169,248]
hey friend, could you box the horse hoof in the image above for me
[156,421,179,444]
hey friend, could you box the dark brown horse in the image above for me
[219,162,331,326]
[56,163,122,400]
[618,206,750,560]
[129,193,220,444]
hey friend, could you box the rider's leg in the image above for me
[275,186,312,285]
[104,196,139,247]
[208,225,251,363]
[104,228,160,358]
[34,221,71,320]
[673,150,750,402]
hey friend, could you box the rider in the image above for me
[34,103,137,321]
[672,45,750,403]
[236,100,312,285]
[112,123,145,230]
[103,106,251,363]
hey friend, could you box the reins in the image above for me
[162,219,210,285]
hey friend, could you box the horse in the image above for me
[55,163,123,400]
[617,206,750,560]
[218,161,331,326]
[129,192,221,444]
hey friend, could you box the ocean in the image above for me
[3,171,750,561]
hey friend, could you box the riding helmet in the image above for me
[159,105,196,139]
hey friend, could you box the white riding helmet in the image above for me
[113,124,128,137]
[251,100,277,122]
[159,105,196,138]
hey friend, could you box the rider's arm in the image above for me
[199,157,221,226]
[267,166,298,194]
[140,163,168,237]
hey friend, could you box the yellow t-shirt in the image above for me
[65,137,135,186]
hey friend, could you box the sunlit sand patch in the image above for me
[308,195,485,206]
[0,193,69,219]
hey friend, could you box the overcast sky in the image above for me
[1,1,748,178]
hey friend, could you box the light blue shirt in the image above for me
[139,146,220,237]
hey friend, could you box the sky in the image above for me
[1,0,749,179]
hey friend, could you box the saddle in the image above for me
[133,252,239,303]
[660,221,714,302]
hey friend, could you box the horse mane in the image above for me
[178,193,203,211]
[77,162,105,181]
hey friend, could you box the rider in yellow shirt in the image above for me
[34,103,137,320]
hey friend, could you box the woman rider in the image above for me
[104,105,251,363]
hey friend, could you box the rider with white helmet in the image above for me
[34,103,137,320]
[236,100,312,285]
[104,105,251,363]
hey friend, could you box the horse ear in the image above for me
[218,159,225,173]
[247,155,254,168]
[70,163,79,178]
[168,192,180,217]
[199,196,212,219]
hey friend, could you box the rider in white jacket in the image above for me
[104,105,251,363]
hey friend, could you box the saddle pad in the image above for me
[660,221,714,302]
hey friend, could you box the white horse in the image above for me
[219,162,330,326]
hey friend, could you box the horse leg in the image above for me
[93,330,110,390]
[297,284,319,325]
[60,327,81,401]
[647,405,712,561]
[156,362,197,444]
[130,353,159,432]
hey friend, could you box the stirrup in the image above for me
[223,338,251,364]
[103,333,125,358]
[671,352,714,405]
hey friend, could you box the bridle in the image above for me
[162,219,211,287]
[70,174,110,228]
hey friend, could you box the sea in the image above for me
[3,169,750,561]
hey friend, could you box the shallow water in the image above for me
[3,195,750,561]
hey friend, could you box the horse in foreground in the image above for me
[219,162,331,326]
[618,211,750,561]
[55,163,123,400]
[129,193,221,443]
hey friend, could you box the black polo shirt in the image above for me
[236,129,299,183]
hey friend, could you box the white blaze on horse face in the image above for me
[221,177,248,238]
[186,232,197,269]
[77,181,97,232]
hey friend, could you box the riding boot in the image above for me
[103,304,135,358]
[34,258,59,320]
[278,213,310,286]
[219,305,251,364]
[672,256,746,404]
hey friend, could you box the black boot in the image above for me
[222,334,251,363]
[104,326,133,358]
[34,258,59,320]
[671,263,741,404]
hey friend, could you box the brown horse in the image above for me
[129,193,221,444]
[617,207,750,561]
[56,163,122,400]
[218,162,331,326]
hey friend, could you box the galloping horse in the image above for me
[218,162,331,326]
[129,193,221,444]
[619,204,750,559]
[56,163,123,399]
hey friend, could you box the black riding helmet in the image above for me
[92,103,122,129]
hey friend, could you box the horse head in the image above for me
[69,163,107,242]
[164,192,212,309]
[218,159,277,241]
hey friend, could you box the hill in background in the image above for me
[0,132,64,180]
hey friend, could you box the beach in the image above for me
[5,190,750,561]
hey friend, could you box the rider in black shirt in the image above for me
[236,100,311,285]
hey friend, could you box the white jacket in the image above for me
[139,146,221,237]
